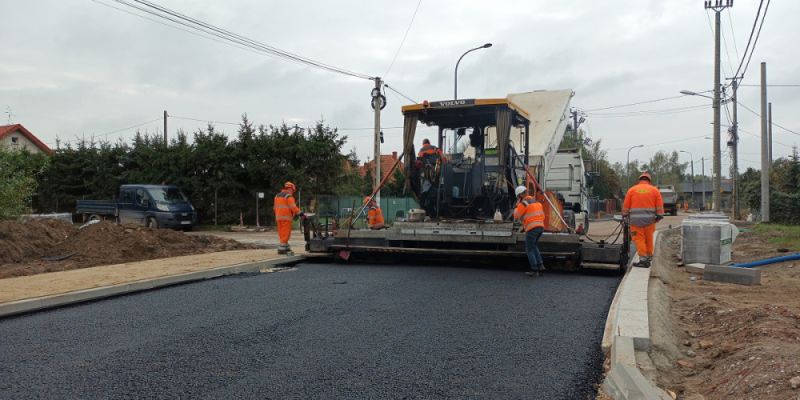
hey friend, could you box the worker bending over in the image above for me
[514,186,546,277]
[622,172,664,268]
[274,181,303,254]
[364,197,385,229]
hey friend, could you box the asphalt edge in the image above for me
[0,255,306,319]
[601,229,673,400]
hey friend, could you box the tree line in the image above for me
[3,116,405,225]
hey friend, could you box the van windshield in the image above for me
[148,187,189,204]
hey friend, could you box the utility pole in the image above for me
[372,77,384,203]
[705,0,732,212]
[163,110,168,145]
[760,62,769,222]
[728,77,740,219]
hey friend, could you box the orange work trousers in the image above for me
[630,223,656,257]
[277,220,293,245]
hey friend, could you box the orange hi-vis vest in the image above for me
[417,144,439,158]
[514,195,545,231]
[367,206,384,227]
[623,182,665,227]
[274,190,301,222]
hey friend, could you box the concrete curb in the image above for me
[0,255,306,319]
[601,230,672,400]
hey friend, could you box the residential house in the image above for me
[0,124,53,155]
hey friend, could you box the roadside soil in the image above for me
[650,225,800,400]
[0,219,262,278]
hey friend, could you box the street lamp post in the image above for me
[454,43,492,100]
[680,150,695,210]
[626,144,644,189]
[681,89,728,212]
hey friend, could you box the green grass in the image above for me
[753,224,800,251]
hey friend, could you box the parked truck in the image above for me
[76,184,196,229]
[658,185,679,216]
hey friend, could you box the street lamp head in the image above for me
[482,43,492,48]
[680,90,698,96]
[635,144,644,149]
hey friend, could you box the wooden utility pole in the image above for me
[760,62,769,222]
[163,110,168,145]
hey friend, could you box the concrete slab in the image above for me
[0,255,305,318]
[704,264,761,285]
[614,266,651,351]
[602,363,672,400]
[685,263,706,274]
[611,336,637,369]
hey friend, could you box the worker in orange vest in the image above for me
[514,186,546,277]
[274,181,303,254]
[417,138,440,158]
[622,171,665,268]
[364,197,385,229]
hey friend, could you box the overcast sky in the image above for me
[2,0,798,173]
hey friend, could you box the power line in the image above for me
[587,104,710,118]
[706,8,734,76]
[581,91,712,112]
[606,135,709,151]
[737,102,800,137]
[731,0,770,81]
[384,83,418,104]
[51,117,162,146]
[101,0,374,80]
[739,84,800,87]
[170,115,240,125]
[384,0,422,77]
[740,0,771,80]
[726,9,740,61]
[338,126,403,131]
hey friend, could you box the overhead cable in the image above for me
[384,0,423,77]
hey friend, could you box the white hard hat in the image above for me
[515,186,527,196]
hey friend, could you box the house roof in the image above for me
[360,152,404,181]
[0,124,53,155]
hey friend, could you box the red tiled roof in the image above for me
[0,124,53,155]
[359,151,404,182]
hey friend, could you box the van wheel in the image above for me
[89,214,102,222]
[146,217,159,229]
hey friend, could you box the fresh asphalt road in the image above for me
[0,262,621,399]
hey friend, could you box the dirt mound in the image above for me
[650,226,800,400]
[0,220,261,278]
[0,219,77,264]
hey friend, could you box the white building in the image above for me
[0,124,53,155]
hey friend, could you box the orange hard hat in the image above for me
[284,181,296,191]
[638,171,652,181]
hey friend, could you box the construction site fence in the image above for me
[587,198,619,220]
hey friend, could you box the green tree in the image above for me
[0,147,48,218]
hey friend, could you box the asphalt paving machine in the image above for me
[303,96,630,272]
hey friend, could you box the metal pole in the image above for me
[626,144,643,188]
[690,157,695,210]
[163,110,168,145]
[701,157,706,210]
[711,9,722,212]
[454,43,492,100]
[373,77,383,203]
[731,79,740,219]
[760,62,770,222]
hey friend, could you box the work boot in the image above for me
[633,258,647,268]
[537,264,546,273]
[277,244,290,255]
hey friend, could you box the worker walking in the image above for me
[364,197,385,229]
[274,181,303,254]
[622,172,664,268]
[514,186,546,277]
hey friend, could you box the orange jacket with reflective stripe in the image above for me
[513,195,545,231]
[623,182,665,227]
[274,190,301,221]
[417,144,440,158]
[367,206,384,227]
